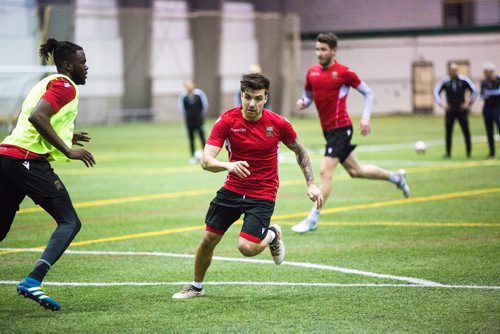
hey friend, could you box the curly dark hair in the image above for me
[39,37,83,69]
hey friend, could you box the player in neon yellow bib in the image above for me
[0,38,95,311]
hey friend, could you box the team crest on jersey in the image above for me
[332,71,338,78]
[266,126,274,137]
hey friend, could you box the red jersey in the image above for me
[207,107,297,202]
[305,61,362,131]
[0,77,76,160]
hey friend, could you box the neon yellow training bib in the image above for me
[3,74,79,161]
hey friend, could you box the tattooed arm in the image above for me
[285,139,323,209]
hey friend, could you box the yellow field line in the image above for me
[404,160,499,173]
[18,189,214,214]
[56,165,202,176]
[4,187,499,256]
[0,247,45,256]
[278,221,500,228]
[0,225,205,255]
[17,160,499,215]
[69,225,205,247]
[272,187,500,221]
[2,219,497,256]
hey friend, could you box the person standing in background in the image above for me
[434,62,479,159]
[178,80,208,164]
[480,62,500,159]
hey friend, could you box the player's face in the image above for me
[69,50,88,85]
[184,80,195,93]
[484,69,494,80]
[315,42,336,67]
[448,64,459,78]
[241,89,267,121]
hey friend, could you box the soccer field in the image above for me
[1,115,499,333]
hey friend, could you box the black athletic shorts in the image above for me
[0,155,69,206]
[205,187,275,243]
[323,125,357,162]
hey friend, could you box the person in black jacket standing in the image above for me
[178,80,208,163]
[434,63,478,158]
[480,62,500,159]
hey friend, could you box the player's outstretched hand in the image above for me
[72,131,91,146]
[227,161,250,178]
[307,183,323,209]
[360,119,371,136]
[67,148,95,168]
[296,98,306,110]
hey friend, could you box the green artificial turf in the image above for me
[0,115,498,333]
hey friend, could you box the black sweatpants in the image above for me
[483,106,500,157]
[0,155,81,269]
[186,122,206,157]
[445,107,471,157]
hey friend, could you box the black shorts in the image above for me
[205,187,275,243]
[0,155,69,206]
[323,125,357,162]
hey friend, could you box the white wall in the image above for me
[220,1,258,111]
[298,33,500,117]
[285,0,443,32]
[476,0,500,25]
[2,1,499,123]
[151,0,192,121]
[151,1,259,121]
[0,1,40,118]
[75,0,123,123]
[286,0,500,32]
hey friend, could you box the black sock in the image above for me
[28,261,50,282]
[268,226,278,243]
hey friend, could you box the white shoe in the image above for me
[291,219,317,234]
[269,225,285,265]
[172,285,205,300]
[396,169,410,198]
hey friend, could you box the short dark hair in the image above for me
[317,33,338,49]
[39,38,83,69]
[240,73,270,94]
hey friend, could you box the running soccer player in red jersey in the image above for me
[292,33,410,234]
[173,73,323,299]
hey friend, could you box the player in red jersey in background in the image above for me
[172,73,323,299]
[292,33,410,234]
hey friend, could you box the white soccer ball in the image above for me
[194,150,203,161]
[414,141,426,154]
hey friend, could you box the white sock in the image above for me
[388,172,401,184]
[307,207,320,222]
[191,281,203,289]
[267,229,276,243]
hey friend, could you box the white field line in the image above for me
[0,280,498,290]
[0,248,441,286]
[355,135,497,153]
[278,134,500,163]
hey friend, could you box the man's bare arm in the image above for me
[201,144,250,178]
[29,99,95,167]
[285,139,323,208]
[286,139,314,184]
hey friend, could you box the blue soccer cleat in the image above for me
[17,277,61,311]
